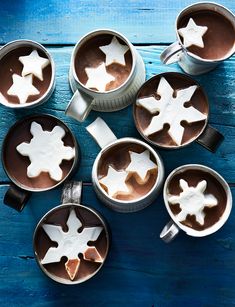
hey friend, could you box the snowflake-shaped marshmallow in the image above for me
[137,77,207,145]
[85,62,115,92]
[19,49,50,81]
[178,18,208,48]
[99,36,129,66]
[126,150,157,184]
[168,179,218,225]
[16,121,75,181]
[41,209,103,281]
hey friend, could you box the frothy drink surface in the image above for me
[97,142,158,201]
[34,206,108,282]
[75,34,132,92]
[0,47,52,104]
[178,10,235,60]
[167,169,227,231]
[134,73,208,147]
[3,116,75,190]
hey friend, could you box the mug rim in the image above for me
[133,71,209,150]
[163,164,232,237]
[0,39,56,108]
[175,2,235,63]
[2,113,79,192]
[92,137,164,205]
[33,203,110,285]
[70,28,137,95]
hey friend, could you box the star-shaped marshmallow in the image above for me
[41,209,103,281]
[168,179,218,225]
[137,77,207,145]
[16,121,75,181]
[99,166,130,198]
[7,74,39,104]
[126,150,157,183]
[178,18,208,48]
[19,49,50,81]
[99,36,129,66]
[85,63,115,92]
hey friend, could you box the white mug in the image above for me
[0,39,55,108]
[86,117,165,213]
[160,2,235,75]
[160,164,232,243]
[65,29,146,122]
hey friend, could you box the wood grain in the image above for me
[0,2,235,305]
[0,184,235,307]
[0,0,234,45]
[0,46,234,183]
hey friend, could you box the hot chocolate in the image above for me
[0,46,52,105]
[177,9,235,60]
[97,142,158,201]
[166,168,227,231]
[34,205,109,283]
[134,73,208,148]
[75,34,133,92]
[2,115,77,191]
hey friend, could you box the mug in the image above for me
[160,2,235,75]
[86,117,164,212]
[2,114,79,211]
[0,39,55,108]
[133,72,224,152]
[65,29,146,122]
[33,181,110,284]
[160,164,232,243]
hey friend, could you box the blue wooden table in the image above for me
[0,1,235,306]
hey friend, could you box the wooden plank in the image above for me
[0,46,234,183]
[0,0,234,45]
[0,184,235,306]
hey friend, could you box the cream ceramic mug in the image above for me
[66,29,146,121]
[160,2,235,75]
[86,117,164,213]
[160,164,232,243]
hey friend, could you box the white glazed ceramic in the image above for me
[0,39,55,108]
[160,2,235,75]
[33,181,110,285]
[86,117,164,213]
[160,164,232,243]
[65,29,146,121]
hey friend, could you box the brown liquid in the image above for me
[134,73,208,147]
[167,169,227,231]
[34,205,109,282]
[97,142,158,201]
[178,10,235,60]
[0,46,52,104]
[3,115,75,190]
[75,34,132,91]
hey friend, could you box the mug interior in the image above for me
[71,29,136,94]
[176,2,235,62]
[93,137,163,204]
[163,164,232,237]
[2,114,78,192]
[33,203,110,285]
[133,72,209,149]
[0,40,55,108]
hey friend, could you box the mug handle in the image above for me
[86,117,117,149]
[65,90,94,122]
[196,125,224,153]
[61,181,82,204]
[160,220,180,243]
[4,184,31,212]
[160,42,183,65]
